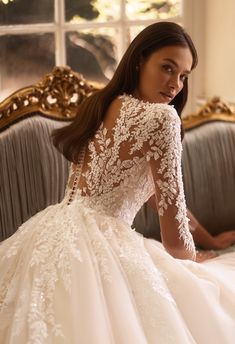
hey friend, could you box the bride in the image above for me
[0,22,235,343]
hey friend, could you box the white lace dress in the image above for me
[0,94,235,344]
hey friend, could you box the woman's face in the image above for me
[133,45,193,104]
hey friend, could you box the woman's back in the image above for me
[66,94,184,228]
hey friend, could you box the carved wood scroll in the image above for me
[183,96,235,130]
[0,66,102,130]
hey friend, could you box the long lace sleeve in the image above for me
[141,105,196,259]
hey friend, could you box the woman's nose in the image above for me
[169,76,182,91]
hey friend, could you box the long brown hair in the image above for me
[53,22,198,162]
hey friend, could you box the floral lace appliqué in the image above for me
[66,94,195,256]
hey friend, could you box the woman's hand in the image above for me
[196,250,217,262]
[187,209,235,251]
[210,230,235,250]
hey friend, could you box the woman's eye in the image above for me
[180,74,188,82]
[162,64,173,73]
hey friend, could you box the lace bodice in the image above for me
[65,94,195,253]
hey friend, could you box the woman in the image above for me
[0,22,234,343]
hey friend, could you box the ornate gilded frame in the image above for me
[183,97,235,130]
[0,66,101,131]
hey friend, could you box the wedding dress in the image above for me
[0,94,234,344]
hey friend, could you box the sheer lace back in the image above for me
[79,98,145,195]
[65,94,195,255]
[65,95,154,221]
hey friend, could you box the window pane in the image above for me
[0,0,54,25]
[128,25,146,45]
[65,0,120,23]
[126,0,182,20]
[0,34,55,101]
[128,22,182,46]
[66,29,118,83]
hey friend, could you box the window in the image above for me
[0,0,183,100]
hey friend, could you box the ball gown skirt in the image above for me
[0,198,235,344]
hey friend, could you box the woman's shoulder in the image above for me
[102,94,179,137]
[118,93,179,125]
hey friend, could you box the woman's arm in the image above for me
[142,108,196,261]
[187,209,235,250]
[147,197,235,253]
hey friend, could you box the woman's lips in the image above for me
[160,92,174,102]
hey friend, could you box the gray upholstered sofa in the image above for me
[1,67,235,242]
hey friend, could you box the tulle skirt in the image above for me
[0,200,235,343]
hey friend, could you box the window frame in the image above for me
[0,0,200,112]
